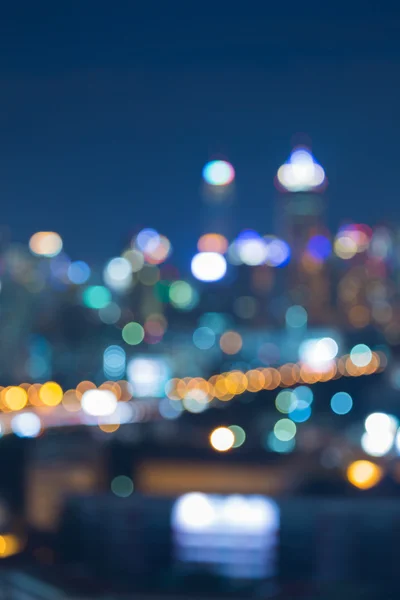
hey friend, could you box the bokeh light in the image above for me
[198,233,228,254]
[111,475,134,498]
[83,286,111,309]
[122,322,144,345]
[277,148,325,192]
[273,419,296,441]
[347,460,383,490]
[11,413,41,438]
[350,344,372,367]
[169,281,197,310]
[203,160,235,186]
[29,232,63,257]
[228,425,246,448]
[81,389,117,417]
[331,391,353,415]
[210,426,235,451]
[191,252,227,282]
[286,305,308,328]
[103,257,132,291]
[220,331,243,354]
[67,261,91,284]
[39,382,63,407]
[193,327,216,350]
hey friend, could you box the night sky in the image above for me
[1,5,400,270]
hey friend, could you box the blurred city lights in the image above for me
[122,322,144,345]
[202,160,235,186]
[103,345,126,379]
[267,432,295,453]
[11,412,41,438]
[193,326,216,350]
[347,460,383,490]
[365,412,398,437]
[83,286,111,309]
[67,260,91,284]
[220,331,243,354]
[299,337,338,369]
[307,235,331,260]
[361,431,394,457]
[103,257,132,291]
[264,237,291,267]
[235,231,268,266]
[135,228,160,253]
[289,401,312,423]
[275,390,296,414]
[81,389,117,417]
[98,302,121,325]
[111,475,134,498]
[210,427,235,452]
[286,305,308,328]
[191,252,227,282]
[127,356,170,397]
[228,425,246,448]
[273,419,296,441]
[5,387,28,411]
[169,280,197,309]
[350,344,372,367]
[198,233,228,254]
[39,382,63,406]
[277,147,325,192]
[29,232,63,257]
[330,391,353,415]
[293,386,313,406]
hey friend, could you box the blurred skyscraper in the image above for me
[275,147,332,322]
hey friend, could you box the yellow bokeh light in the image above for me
[0,534,22,558]
[99,422,120,433]
[334,236,357,259]
[29,231,63,257]
[5,387,28,411]
[210,426,235,452]
[347,460,383,490]
[39,382,63,407]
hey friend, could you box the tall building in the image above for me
[201,159,235,238]
[275,146,332,323]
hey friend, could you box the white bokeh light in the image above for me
[103,257,132,291]
[11,413,41,438]
[299,337,338,370]
[277,148,325,192]
[191,252,227,282]
[202,160,235,186]
[82,389,118,417]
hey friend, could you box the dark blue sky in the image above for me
[1,5,400,267]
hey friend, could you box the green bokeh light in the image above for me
[83,286,111,309]
[122,322,144,345]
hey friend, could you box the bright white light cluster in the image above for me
[127,356,170,398]
[172,493,279,579]
[104,257,132,292]
[277,148,325,192]
[361,412,398,457]
[82,389,118,417]
[229,232,290,267]
[299,337,339,371]
[191,252,227,282]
